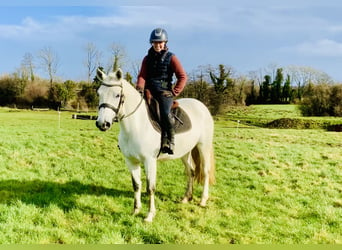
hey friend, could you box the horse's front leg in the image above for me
[126,159,142,215]
[144,158,157,222]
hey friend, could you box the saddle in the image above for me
[144,89,192,134]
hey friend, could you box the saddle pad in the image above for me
[146,101,192,134]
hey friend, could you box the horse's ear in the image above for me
[96,67,106,80]
[116,68,123,80]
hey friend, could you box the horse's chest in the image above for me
[118,132,159,160]
[118,134,137,155]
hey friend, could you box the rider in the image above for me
[136,28,187,154]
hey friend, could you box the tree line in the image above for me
[0,44,341,116]
[182,64,341,116]
[0,43,127,111]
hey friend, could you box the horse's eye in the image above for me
[116,94,120,98]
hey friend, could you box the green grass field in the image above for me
[0,106,341,243]
[219,105,342,128]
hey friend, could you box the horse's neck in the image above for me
[119,87,152,136]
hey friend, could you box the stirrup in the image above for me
[168,142,174,155]
[161,137,169,153]
[161,142,174,155]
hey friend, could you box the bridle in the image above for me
[98,79,144,122]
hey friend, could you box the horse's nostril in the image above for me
[95,120,111,131]
[105,122,111,128]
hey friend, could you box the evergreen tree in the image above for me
[271,68,283,103]
[259,75,271,103]
[282,74,291,103]
[124,72,133,84]
[209,64,232,114]
[209,64,230,93]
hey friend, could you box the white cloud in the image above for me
[328,25,342,33]
[0,5,223,41]
[0,17,43,38]
[294,39,342,57]
[83,6,222,30]
[0,15,90,42]
[0,3,336,42]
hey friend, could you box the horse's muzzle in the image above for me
[96,120,111,131]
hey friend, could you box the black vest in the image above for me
[146,48,173,91]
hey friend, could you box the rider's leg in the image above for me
[158,92,174,154]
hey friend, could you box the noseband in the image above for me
[98,80,143,122]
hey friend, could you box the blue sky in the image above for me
[1,0,342,82]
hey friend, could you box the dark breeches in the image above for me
[149,88,173,135]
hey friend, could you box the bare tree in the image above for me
[248,69,263,91]
[264,62,279,82]
[286,65,333,100]
[185,66,210,104]
[21,52,35,81]
[84,42,102,83]
[130,59,141,83]
[38,46,59,84]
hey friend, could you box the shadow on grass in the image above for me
[0,179,132,211]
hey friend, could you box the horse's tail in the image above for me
[192,145,215,185]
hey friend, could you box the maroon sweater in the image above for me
[136,54,187,96]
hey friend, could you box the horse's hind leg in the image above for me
[197,144,212,207]
[181,152,195,203]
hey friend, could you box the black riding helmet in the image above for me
[149,28,168,43]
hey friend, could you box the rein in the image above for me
[98,79,144,122]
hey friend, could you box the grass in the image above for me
[220,105,342,128]
[0,106,341,243]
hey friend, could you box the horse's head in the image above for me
[95,67,125,131]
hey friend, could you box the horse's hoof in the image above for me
[144,212,155,223]
[199,199,207,207]
[181,196,193,203]
[144,217,153,223]
[181,197,189,204]
[133,208,140,215]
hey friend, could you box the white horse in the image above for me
[95,68,215,222]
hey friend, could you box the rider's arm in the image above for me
[136,56,148,91]
[170,55,187,96]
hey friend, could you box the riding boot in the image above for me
[161,132,169,154]
[161,116,175,155]
[165,115,175,155]
[167,128,175,155]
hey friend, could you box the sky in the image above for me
[1,0,342,82]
